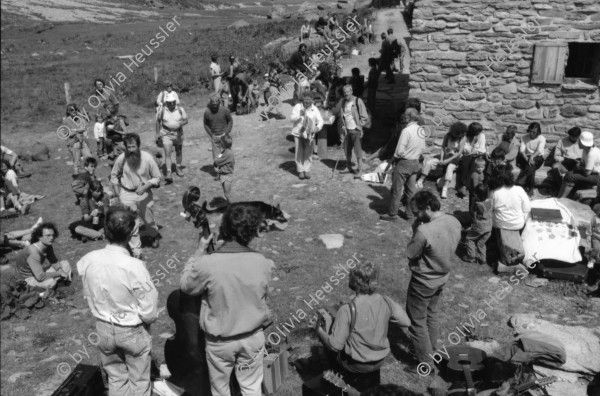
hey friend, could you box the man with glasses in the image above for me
[15,222,72,295]
[110,133,162,258]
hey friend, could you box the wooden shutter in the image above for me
[531,42,568,84]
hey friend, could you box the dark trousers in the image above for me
[406,276,444,365]
[564,170,599,189]
[551,159,578,187]
[464,229,491,263]
[345,129,363,171]
[378,56,394,82]
[387,159,420,218]
[516,154,544,191]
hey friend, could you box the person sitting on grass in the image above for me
[14,222,72,295]
[558,131,600,199]
[310,262,411,394]
[1,144,31,178]
[1,217,44,249]
[461,183,492,264]
[1,159,30,215]
[214,135,235,204]
[71,157,98,216]
[416,121,467,199]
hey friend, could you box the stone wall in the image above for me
[409,0,600,149]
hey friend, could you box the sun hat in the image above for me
[579,131,594,147]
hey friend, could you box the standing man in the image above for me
[210,54,225,94]
[77,208,159,396]
[204,95,234,179]
[290,92,324,180]
[180,203,273,396]
[380,108,425,222]
[333,84,369,179]
[405,191,461,374]
[156,93,188,182]
[110,133,162,258]
[378,32,394,84]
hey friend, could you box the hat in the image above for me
[164,92,177,103]
[580,131,594,147]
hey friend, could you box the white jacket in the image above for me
[290,103,324,139]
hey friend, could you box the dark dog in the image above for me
[202,201,288,232]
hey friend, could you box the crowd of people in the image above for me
[2,10,599,396]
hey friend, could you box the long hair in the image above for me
[527,122,542,138]
[466,122,483,140]
[447,122,467,141]
[487,164,515,190]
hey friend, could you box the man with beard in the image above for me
[204,95,233,180]
[405,190,461,375]
[156,93,188,183]
[110,133,161,258]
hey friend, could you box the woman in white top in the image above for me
[516,122,546,196]
[290,92,324,180]
[300,20,311,42]
[456,122,486,197]
[489,164,531,273]
[558,131,600,198]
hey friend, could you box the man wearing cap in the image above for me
[156,93,188,183]
[155,81,180,111]
[290,91,323,180]
[210,54,226,94]
[204,95,233,180]
[558,131,600,198]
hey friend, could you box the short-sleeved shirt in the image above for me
[329,294,409,363]
[584,147,600,175]
[210,62,222,84]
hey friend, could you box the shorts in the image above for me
[160,130,183,146]
[220,174,233,184]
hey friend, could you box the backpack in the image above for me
[354,97,372,129]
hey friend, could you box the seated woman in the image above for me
[456,122,487,198]
[496,125,519,167]
[489,165,531,274]
[1,160,30,215]
[311,262,410,392]
[300,20,312,42]
[516,122,546,196]
[552,126,583,188]
[558,131,600,198]
[14,222,72,293]
[416,121,467,198]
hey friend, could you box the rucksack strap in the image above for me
[349,299,357,333]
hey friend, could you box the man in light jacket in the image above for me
[333,84,369,178]
[290,91,324,180]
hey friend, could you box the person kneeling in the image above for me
[311,262,411,393]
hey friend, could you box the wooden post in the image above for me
[154,67,158,84]
[64,82,71,104]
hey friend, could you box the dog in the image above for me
[202,201,288,232]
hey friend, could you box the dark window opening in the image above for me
[564,42,600,81]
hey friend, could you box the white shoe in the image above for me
[441,187,448,199]
[415,179,424,189]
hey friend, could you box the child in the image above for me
[497,125,519,166]
[93,112,107,158]
[214,135,235,204]
[366,58,378,112]
[469,156,487,211]
[71,157,98,221]
[350,67,365,99]
[486,147,506,179]
[462,183,493,264]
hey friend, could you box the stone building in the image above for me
[408,0,600,150]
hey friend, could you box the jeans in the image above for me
[119,190,158,257]
[295,137,313,173]
[96,321,152,396]
[344,129,363,171]
[406,276,444,365]
[205,330,265,396]
[387,159,420,218]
